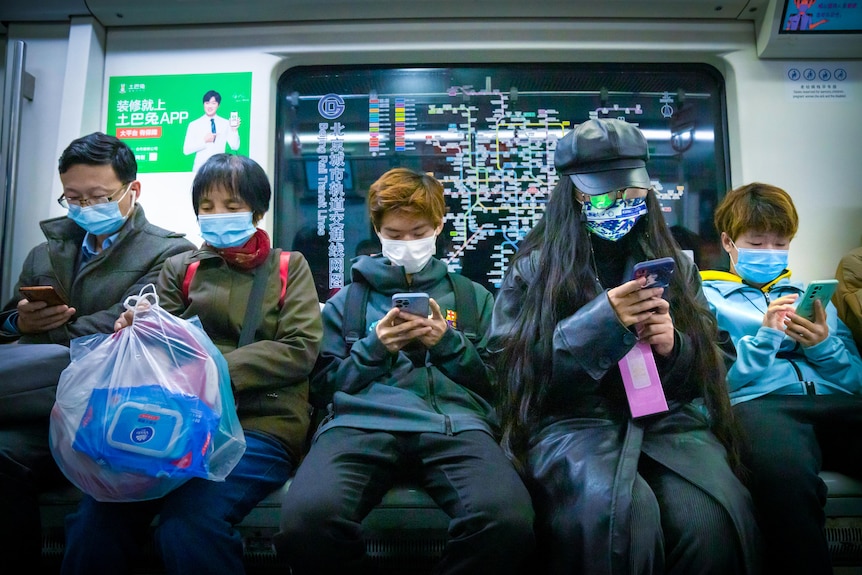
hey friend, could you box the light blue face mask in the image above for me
[66,184,133,236]
[198,212,256,248]
[731,241,789,284]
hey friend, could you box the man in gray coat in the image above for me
[0,132,194,569]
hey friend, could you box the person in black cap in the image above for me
[489,118,761,574]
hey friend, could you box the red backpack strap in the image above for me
[182,260,201,306]
[278,251,290,308]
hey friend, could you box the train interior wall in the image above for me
[0,16,860,298]
[0,5,861,572]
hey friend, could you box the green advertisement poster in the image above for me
[106,72,252,173]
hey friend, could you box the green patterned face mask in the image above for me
[583,197,647,242]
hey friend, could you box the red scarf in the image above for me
[215,228,271,270]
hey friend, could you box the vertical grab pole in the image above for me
[0,40,36,303]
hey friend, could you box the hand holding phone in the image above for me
[632,257,675,288]
[19,285,68,307]
[392,292,430,317]
[794,279,838,321]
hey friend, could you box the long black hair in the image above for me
[496,176,741,476]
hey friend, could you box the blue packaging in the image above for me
[73,384,220,479]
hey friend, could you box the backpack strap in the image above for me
[342,278,371,349]
[181,261,201,306]
[447,272,479,342]
[182,251,291,308]
[238,252,275,347]
[277,251,291,308]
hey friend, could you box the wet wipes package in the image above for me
[73,384,218,478]
[107,401,184,457]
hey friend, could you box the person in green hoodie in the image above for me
[276,167,535,574]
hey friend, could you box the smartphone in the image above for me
[19,285,68,307]
[229,111,239,127]
[631,257,675,288]
[392,292,430,317]
[794,279,838,321]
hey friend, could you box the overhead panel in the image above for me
[83,0,757,27]
[0,0,90,23]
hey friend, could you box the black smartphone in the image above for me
[391,292,430,317]
[19,285,68,306]
[631,257,675,288]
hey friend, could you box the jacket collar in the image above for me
[350,254,449,294]
[700,268,795,295]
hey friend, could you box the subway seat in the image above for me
[822,471,862,568]
[39,477,449,574]
[39,470,862,572]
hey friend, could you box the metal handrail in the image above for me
[1,40,36,303]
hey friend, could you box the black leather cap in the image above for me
[554,118,651,195]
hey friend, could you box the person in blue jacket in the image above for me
[275,167,535,574]
[701,182,862,575]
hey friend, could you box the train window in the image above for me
[275,63,728,299]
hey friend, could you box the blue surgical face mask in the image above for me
[198,212,256,248]
[731,240,789,284]
[582,197,647,242]
[66,184,133,236]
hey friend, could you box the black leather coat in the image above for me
[489,249,760,574]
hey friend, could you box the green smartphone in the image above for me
[794,279,838,321]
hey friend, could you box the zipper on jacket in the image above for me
[767,289,817,395]
[786,357,816,395]
[426,367,454,435]
[320,402,336,426]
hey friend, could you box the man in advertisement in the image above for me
[183,89,241,174]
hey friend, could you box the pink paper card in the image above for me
[618,341,668,418]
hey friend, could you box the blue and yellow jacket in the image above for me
[701,269,862,404]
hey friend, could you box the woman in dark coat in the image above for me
[489,118,760,575]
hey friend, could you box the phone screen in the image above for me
[631,257,675,288]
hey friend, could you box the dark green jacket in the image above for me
[312,255,497,438]
[0,206,194,345]
[156,247,322,462]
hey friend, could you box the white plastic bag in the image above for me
[49,285,246,502]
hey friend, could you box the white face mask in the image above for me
[379,235,437,274]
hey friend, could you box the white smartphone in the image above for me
[229,111,239,127]
[794,279,838,321]
[391,292,430,317]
